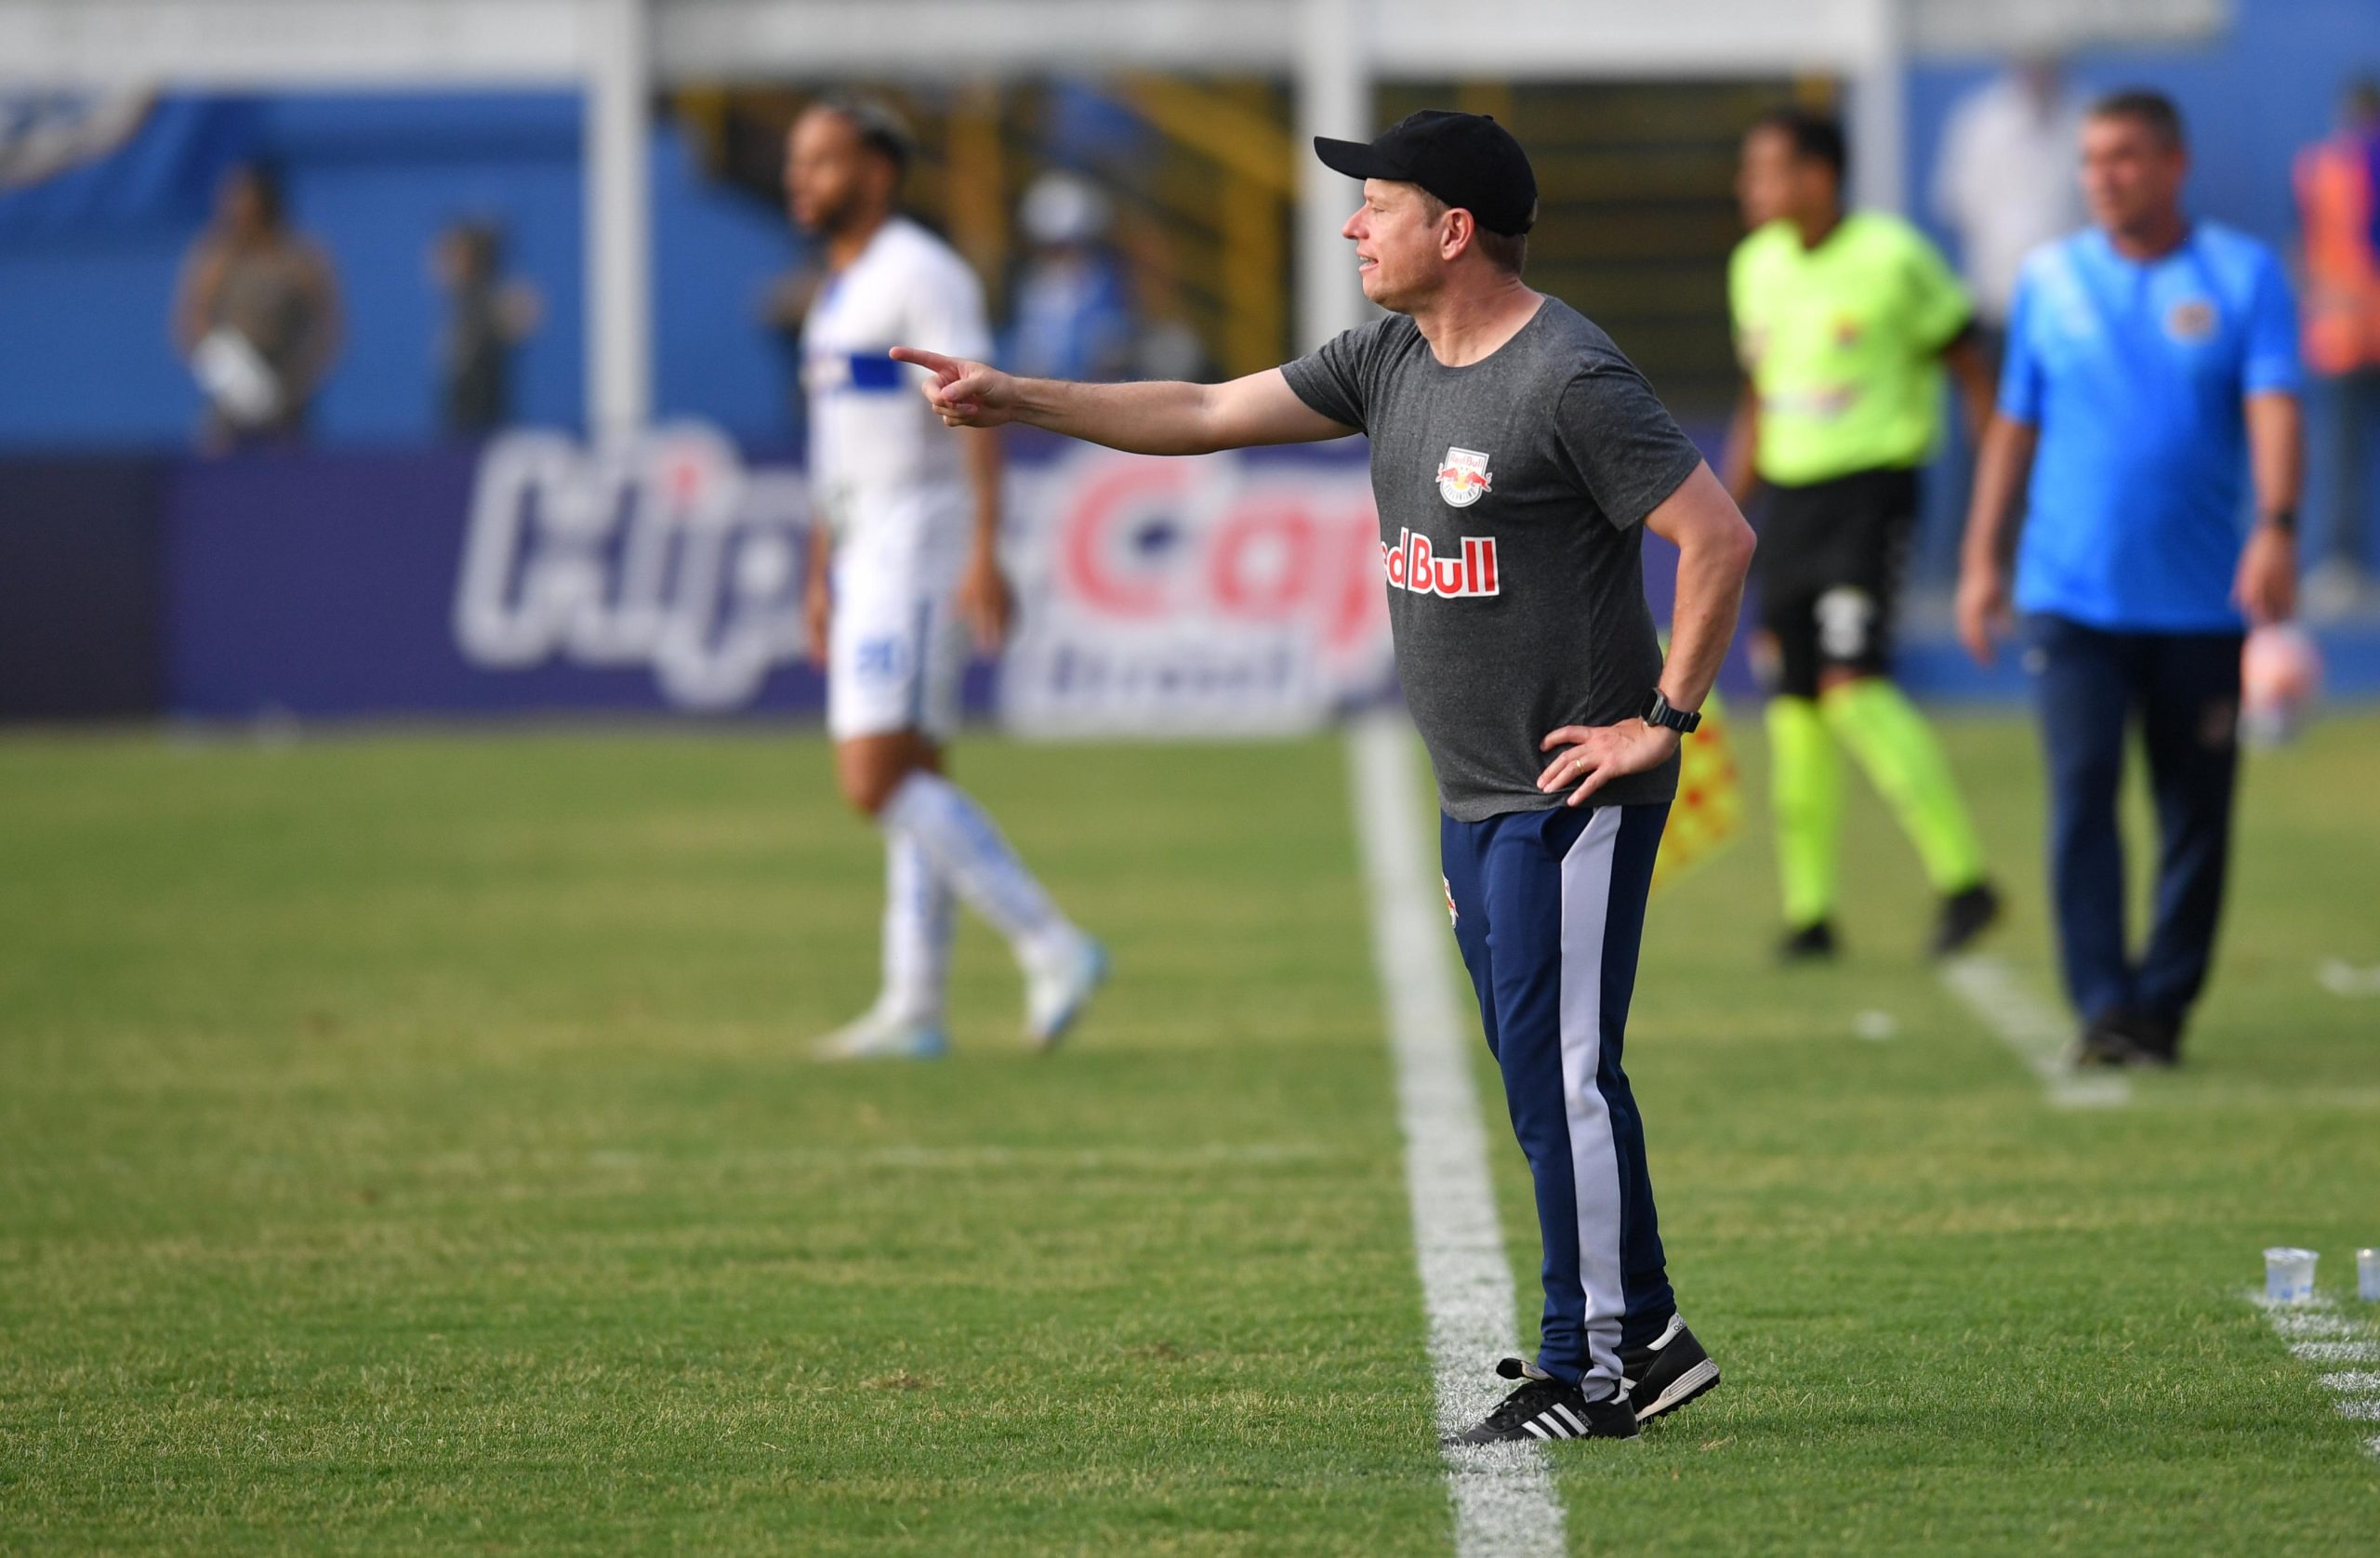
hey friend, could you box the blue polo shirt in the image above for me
[1999,221,2301,631]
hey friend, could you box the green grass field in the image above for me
[3,713,2377,1555]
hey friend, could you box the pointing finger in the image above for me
[889,345,959,383]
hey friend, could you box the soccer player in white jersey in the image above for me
[787,97,1105,1061]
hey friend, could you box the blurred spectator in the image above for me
[2294,76,2380,617]
[1931,59,2085,347]
[431,219,543,438]
[1003,171,1135,381]
[171,161,341,453]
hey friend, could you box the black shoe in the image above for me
[2068,1019,2135,1067]
[2124,1010,2181,1067]
[1621,1315,1722,1424]
[2069,1009,2181,1069]
[1777,919,1839,963]
[1445,1359,1639,1446]
[1930,880,2003,958]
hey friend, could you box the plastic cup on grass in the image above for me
[2266,1247,2320,1303]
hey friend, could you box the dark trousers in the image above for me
[2026,614,2242,1028]
[1440,801,1673,1398]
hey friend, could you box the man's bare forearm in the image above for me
[1944,332,1996,442]
[1662,540,1749,714]
[960,426,1004,554]
[1006,377,1225,456]
[2246,391,2303,526]
[1647,466,1756,714]
[1718,385,1761,506]
[1960,416,2037,573]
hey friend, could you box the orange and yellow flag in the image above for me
[1651,686,1743,893]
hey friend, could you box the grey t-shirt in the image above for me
[1282,298,1704,819]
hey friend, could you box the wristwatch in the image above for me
[1641,688,1701,734]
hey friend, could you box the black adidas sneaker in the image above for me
[1445,1359,1638,1446]
[1621,1315,1721,1423]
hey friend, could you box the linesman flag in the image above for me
[1651,685,1743,893]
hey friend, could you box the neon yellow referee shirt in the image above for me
[1727,212,1973,487]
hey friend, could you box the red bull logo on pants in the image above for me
[1382,528,1501,600]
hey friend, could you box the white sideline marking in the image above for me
[2317,958,2380,997]
[1939,954,2131,1109]
[2294,1341,2380,1364]
[1349,714,1567,1558]
[2317,1370,2380,1393]
[2271,1311,2358,1339]
[2253,1297,2380,1457]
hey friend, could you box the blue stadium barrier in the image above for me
[0,456,168,719]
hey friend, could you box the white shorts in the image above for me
[826,553,968,743]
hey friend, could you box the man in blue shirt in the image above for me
[1957,89,2301,1067]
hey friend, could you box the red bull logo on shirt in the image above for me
[1435,446,1494,508]
[1382,528,1501,600]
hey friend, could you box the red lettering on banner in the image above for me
[1330,517,1386,651]
[1061,463,1176,615]
[1209,506,1316,619]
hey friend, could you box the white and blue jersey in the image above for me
[2000,221,2302,632]
[802,217,993,740]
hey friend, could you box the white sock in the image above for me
[879,832,953,1026]
[879,771,1072,967]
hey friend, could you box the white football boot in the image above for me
[1024,933,1108,1051]
[812,1000,948,1062]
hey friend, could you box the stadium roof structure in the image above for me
[0,0,2230,430]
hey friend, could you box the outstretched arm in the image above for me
[888,348,1352,456]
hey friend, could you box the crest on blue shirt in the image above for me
[2165,297,2218,343]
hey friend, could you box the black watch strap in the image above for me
[1642,689,1701,733]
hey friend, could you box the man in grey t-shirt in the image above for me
[892,111,1755,1446]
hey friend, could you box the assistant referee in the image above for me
[1725,107,2002,961]
[892,111,1754,1446]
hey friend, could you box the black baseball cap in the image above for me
[1313,111,1538,236]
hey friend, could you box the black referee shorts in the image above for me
[1753,466,1918,700]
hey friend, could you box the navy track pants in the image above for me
[1439,800,1676,1400]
